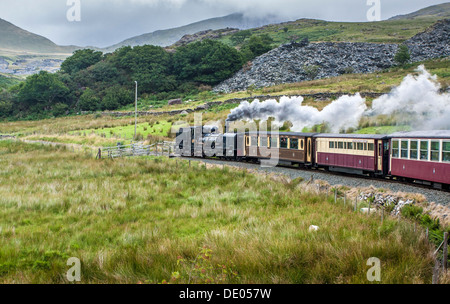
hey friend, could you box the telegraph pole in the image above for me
[134,81,138,140]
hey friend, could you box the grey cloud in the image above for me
[0,0,448,47]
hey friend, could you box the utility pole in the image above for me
[134,81,138,140]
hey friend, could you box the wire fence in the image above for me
[99,141,175,159]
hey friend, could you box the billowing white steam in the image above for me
[227,65,450,132]
[370,65,450,130]
[227,94,367,132]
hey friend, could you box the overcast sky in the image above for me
[0,0,448,47]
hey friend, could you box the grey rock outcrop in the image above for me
[168,98,183,106]
[214,42,399,93]
[214,19,449,93]
[406,19,450,62]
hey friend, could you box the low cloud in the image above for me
[0,0,447,47]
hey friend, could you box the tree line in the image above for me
[0,34,275,120]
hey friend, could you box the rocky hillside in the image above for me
[214,19,450,93]
[170,28,239,48]
[405,19,450,62]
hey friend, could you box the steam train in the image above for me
[175,127,450,189]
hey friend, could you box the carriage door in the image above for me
[377,141,383,172]
[307,138,312,163]
[383,140,390,175]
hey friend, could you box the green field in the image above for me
[0,141,437,283]
[70,120,173,140]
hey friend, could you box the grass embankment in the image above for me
[0,141,435,283]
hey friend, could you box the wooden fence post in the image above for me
[432,259,440,284]
[334,189,337,204]
[344,193,346,206]
[444,232,448,272]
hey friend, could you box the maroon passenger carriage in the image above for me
[389,131,450,189]
[314,134,390,176]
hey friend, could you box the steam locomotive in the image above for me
[175,126,450,189]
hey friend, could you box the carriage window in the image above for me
[280,137,288,149]
[260,137,268,147]
[290,139,299,150]
[401,140,409,159]
[251,137,258,146]
[270,137,278,148]
[420,141,428,160]
[368,143,374,151]
[442,142,450,163]
[363,143,367,150]
[431,141,440,161]
[357,143,364,150]
[300,140,304,150]
[392,140,399,158]
[246,136,250,146]
[410,140,418,160]
[338,142,344,149]
[329,141,335,149]
[347,142,354,150]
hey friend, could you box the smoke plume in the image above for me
[227,65,450,132]
[369,65,450,130]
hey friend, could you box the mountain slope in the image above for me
[0,18,76,54]
[103,13,280,51]
[389,2,450,20]
[168,3,450,48]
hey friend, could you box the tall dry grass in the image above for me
[0,141,436,284]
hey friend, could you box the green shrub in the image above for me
[394,44,411,66]
[303,65,320,80]
[52,103,69,117]
[401,204,423,219]
[79,88,101,111]
[420,214,440,231]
